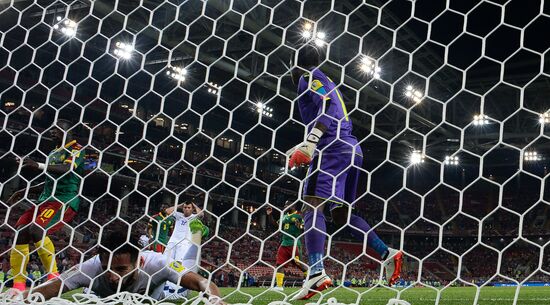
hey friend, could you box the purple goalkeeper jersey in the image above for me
[297,69,359,153]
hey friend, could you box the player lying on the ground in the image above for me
[266,201,309,291]
[10,229,226,304]
[7,119,86,291]
[287,45,403,300]
[148,204,175,253]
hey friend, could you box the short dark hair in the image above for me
[296,44,323,69]
[98,230,140,263]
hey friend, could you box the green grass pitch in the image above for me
[40,286,550,305]
[5,286,549,305]
[183,286,550,305]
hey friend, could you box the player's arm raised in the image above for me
[165,201,188,215]
[22,146,84,175]
[192,202,204,218]
[5,182,45,205]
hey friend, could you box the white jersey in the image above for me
[167,212,197,245]
[60,251,190,300]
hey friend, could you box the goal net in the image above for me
[1,0,549,305]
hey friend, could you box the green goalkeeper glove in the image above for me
[189,218,209,238]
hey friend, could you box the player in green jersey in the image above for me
[266,200,308,291]
[148,204,175,253]
[7,119,85,291]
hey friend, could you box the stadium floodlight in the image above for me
[359,56,381,79]
[473,114,489,126]
[523,151,541,161]
[314,31,327,47]
[410,150,425,165]
[53,17,77,37]
[405,85,423,103]
[256,101,273,117]
[113,41,133,60]
[300,21,326,47]
[539,110,550,124]
[302,22,313,39]
[207,82,219,95]
[444,155,459,166]
[166,65,186,82]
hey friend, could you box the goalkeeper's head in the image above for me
[290,44,324,86]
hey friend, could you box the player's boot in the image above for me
[383,248,403,286]
[272,286,284,292]
[290,270,332,301]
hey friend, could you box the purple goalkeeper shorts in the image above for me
[302,144,363,210]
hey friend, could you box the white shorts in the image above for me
[165,240,192,261]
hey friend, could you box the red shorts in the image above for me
[15,201,77,234]
[150,243,166,253]
[276,245,303,266]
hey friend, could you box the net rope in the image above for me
[0,0,549,305]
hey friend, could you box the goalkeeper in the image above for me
[287,45,403,300]
[6,119,85,292]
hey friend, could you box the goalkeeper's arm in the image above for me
[288,122,327,168]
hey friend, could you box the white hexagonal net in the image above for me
[1,1,550,305]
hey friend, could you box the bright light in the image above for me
[114,41,134,60]
[523,151,541,161]
[539,110,550,124]
[473,114,489,126]
[207,82,219,95]
[255,101,273,118]
[166,65,186,82]
[410,150,425,165]
[314,38,324,47]
[302,22,313,39]
[359,55,381,79]
[405,85,424,103]
[316,32,326,40]
[444,155,459,166]
[54,17,77,37]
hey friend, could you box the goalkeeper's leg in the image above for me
[291,197,332,301]
[332,157,403,286]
